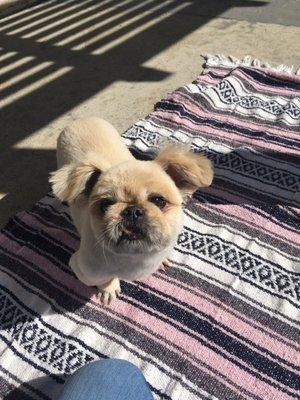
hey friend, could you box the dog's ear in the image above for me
[49,153,110,202]
[155,144,213,198]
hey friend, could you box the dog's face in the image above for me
[50,145,213,254]
[89,161,183,254]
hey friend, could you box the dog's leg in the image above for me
[97,278,121,306]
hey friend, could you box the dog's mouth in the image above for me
[117,224,146,243]
[102,221,169,254]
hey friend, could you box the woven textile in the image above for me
[0,57,299,400]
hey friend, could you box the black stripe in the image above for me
[241,67,300,91]
[195,181,300,232]
[1,226,75,282]
[0,376,35,400]
[4,216,73,273]
[154,101,299,149]
[251,203,300,231]
[28,208,77,240]
[213,176,298,208]
[32,202,78,238]
[17,214,76,254]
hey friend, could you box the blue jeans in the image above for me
[58,359,154,400]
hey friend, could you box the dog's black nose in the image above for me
[122,205,144,221]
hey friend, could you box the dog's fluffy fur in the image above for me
[50,117,213,305]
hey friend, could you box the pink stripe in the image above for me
[198,67,229,81]
[199,66,300,96]
[173,91,300,141]
[193,73,222,85]
[234,69,300,96]
[18,211,79,251]
[198,199,300,245]
[0,231,93,298]
[154,111,300,155]
[149,274,299,367]
[196,70,298,99]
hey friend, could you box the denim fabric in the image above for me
[57,359,154,400]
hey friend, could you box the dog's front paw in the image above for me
[97,278,121,306]
[159,258,171,272]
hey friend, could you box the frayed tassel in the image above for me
[202,54,300,76]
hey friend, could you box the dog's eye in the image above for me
[148,194,167,209]
[99,198,115,213]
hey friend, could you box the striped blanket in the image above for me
[0,55,299,400]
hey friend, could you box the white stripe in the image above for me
[200,76,300,127]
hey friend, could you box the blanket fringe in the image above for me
[202,54,300,76]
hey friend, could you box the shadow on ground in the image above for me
[0,0,266,226]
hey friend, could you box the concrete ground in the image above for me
[0,0,300,227]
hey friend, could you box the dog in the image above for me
[49,117,213,305]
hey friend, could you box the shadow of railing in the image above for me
[0,0,267,225]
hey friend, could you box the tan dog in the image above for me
[50,117,213,305]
